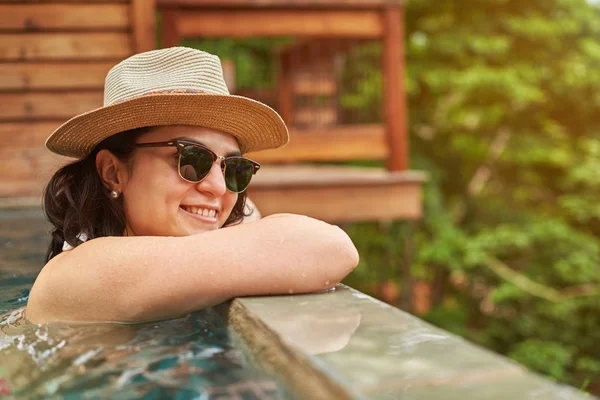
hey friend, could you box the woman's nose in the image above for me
[196,161,227,196]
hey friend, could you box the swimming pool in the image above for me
[2,207,595,400]
[0,208,283,399]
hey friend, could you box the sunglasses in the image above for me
[135,140,260,193]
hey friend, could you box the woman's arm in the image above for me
[26,214,359,324]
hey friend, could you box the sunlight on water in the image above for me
[0,283,282,399]
[0,209,283,399]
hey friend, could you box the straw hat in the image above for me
[46,47,289,158]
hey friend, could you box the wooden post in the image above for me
[382,6,408,171]
[161,8,181,48]
[131,0,156,53]
[278,51,294,124]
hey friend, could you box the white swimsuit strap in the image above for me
[62,233,88,251]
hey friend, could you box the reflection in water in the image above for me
[0,209,282,399]
[255,299,361,355]
[0,300,282,399]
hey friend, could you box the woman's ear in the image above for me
[96,149,128,192]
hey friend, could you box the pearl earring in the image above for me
[110,190,119,199]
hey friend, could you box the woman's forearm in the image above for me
[132,214,359,320]
[227,213,359,296]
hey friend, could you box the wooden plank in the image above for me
[0,62,114,90]
[0,33,131,61]
[248,166,424,222]
[161,8,180,47]
[158,0,404,8]
[247,124,387,163]
[0,148,68,180]
[250,164,425,187]
[0,149,69,197]
[248,184,422,222]
[382,6,407,171]
[0,4,129,31]
[0,122,61,147]
[0,92,103,121]
[0,122,71,196]
[131,0,156,52]
[0,0,127,3]
[177,10,384,38]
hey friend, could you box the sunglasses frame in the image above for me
[135,139,260,193]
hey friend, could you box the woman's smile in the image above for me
[180,205,219,224]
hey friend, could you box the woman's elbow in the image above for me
[329,225,360,276]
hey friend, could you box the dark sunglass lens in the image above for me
[179,146,214,182]
[225,159,254,192]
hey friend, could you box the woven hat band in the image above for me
[111,89,207,105]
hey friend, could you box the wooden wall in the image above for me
[0,0,154,198]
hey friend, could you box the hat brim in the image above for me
[45,93,289,158]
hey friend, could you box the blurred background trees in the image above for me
[349,0,600,393]
[185,0,600,393]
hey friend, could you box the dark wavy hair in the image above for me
[43,127,248,262]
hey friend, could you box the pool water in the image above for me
[0,208,282,399]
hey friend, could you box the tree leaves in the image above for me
[344,0,600,392]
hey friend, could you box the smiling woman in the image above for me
[25,47,359,324]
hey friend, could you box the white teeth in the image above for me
[183,206,217,219]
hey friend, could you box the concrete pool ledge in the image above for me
[221,285,594,400]
[0,196,42,209]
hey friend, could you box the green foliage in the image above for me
[508,339,574,381]
[342,0,600,393]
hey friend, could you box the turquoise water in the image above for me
[0,208,282,399]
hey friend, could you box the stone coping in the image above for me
[221,285,594,400]
[0,197,42,210]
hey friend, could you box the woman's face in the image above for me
[119,125,240,237]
